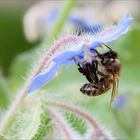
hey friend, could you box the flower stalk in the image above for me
[46,99,109,140]
[43,0,77,45]
[32,35,79,77]
[0,1,76,138]
[47,109,74,140]
[48,0,76,39]
[0,34,78,139]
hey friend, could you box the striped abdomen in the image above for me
[80,82,111,96]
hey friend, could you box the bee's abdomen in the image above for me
[80,83,100,96]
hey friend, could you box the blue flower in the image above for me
[28,63,60,93]
[96,13,133,43]
[113,94,128,108]
[43,7,59,23]
[44,8,103,34]
[28,14,132,93]
[28,48,84,92]
[68,15,103,34]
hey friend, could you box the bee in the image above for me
[95,45,121,103]
[78,45,121,105]
[80,74,113,96]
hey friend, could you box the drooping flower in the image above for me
[28,13,132,93]
[68,15,103,34]
[44,8,104,34]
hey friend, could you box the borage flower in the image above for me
[28,13,132,93]
[44,8,104,34]
[113,94,128,108]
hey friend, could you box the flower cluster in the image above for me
[28,13,132,93]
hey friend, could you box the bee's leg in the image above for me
[86,75,94,83]
[78,65,87,76]
[97,71,105,77]
[91,47,113,64]
[92,59,98,70]
[85,63,97,83]
[90,60,99,83]
[74,56,85,65]
[77,63,81,68]
[90,48,106,65]
[90,48,102,58]
[78,66,84,74]
[77,62,87,76]
[77,62,95,83]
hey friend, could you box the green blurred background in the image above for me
[0,1,140,139]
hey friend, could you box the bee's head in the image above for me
[111,50,118,59]
[106,59,121,75]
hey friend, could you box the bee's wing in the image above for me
[116,78,119,97]
[110,76,119,106]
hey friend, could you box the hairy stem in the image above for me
[47,109,73,140]
[32,35,79,77]
[46,100,112,140]
[46,100,102,140]
[0,35,79,137]
[0,1,76,138]
[0,89,28,139]
[0,132,10,140]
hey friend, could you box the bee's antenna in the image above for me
[90,48,102,58]
[103,43,112,51]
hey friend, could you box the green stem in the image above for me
[43,0,76,46]
[0,90,27,140]
[0,0,76,139]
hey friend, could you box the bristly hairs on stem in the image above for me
[47,108,82,140]
[0,34,79,139]
[30,35,80,78]
[0,0,76,138]
[0,132,10,140]
[22,98,114,140]
[46,99,112,140]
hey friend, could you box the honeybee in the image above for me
[78,45,121,105]
[96,46,121,103]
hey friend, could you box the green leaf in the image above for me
[6,102,52,140]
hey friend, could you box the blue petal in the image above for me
[64,59,75,68]
[43,8,104,34]
[53,49,83,65]
[28,49,84,93]
[43,8,59,22]
[68,15,103,34]
[28,63,60,93]
[90,41,102,49]
[113,94,127,108]
[97,13,133,43]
